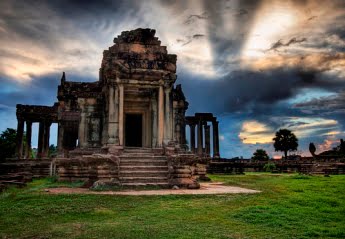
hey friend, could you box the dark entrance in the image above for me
[125,114,142,147]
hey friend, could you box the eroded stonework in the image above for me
[16,28,218,188]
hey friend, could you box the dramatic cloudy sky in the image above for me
[1,0,345,158]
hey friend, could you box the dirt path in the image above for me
[45,182,260,196]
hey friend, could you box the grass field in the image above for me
[0,173,344,239]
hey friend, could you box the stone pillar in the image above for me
[78,102,87,147]
[25,121,32,159]
[16,119,24,158]
[190,124,196,153]
[37,122,44,158]
[213,120,220,157]
[205,124,210,156]
[107,85,116,144]
[118,84,124,146]
[164,88,171,142]
[114,86,119,144]
[170,98,174,143]
[151,92,158,147]
[181,118,186,146]
[158,85,164,147]
[57,122,64,155]
[197,120,203,155]
[43,122,51,157]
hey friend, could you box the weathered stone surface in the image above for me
[14,28,214,188]
[56,154,120,183]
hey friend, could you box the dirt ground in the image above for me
[45,182,260,196]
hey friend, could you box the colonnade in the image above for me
[16,119,52,158]
[186,113,220,158]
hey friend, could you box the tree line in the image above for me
[0,128,57,160]
[252,128,345,160]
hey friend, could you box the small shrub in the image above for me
[263,163,276,172]
[47,176,58,183]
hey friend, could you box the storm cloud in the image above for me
[0,0,345,158]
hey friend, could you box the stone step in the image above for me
[123,151,153,155]
[120,158,167,162]
[123,148,153,153]
[120,165,168,171]
[120,149,169,186]
[121,182,170,187]
[120,155,164,159]
[120,176,168,183]
[120,160,167,166]
[120,171,168,177]
[122,153,155,157]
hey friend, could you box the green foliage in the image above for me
[30,150,36,159]
[291,174,312,180]
[49,144,57,157]
[263,163,276,172]
[273,129,298,159]
[0,128,17,160]
[1,174,344,239]
[47,176,59,183]
[252,149,269,161]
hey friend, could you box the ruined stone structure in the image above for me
[186,113,220,158]
[16,104,58,158]
[15,29,218,188]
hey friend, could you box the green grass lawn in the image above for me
[0,173,344,239]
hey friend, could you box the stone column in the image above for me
[164,88,171,142]
[158,85,164,147]
[43,122,51,157]
[37,122,44,158]
[25,121,32,159]
[118,84,124,146]
[151,92,158,147]
[107,85,116,144]
[213,120,220,157]
[181,118,186,146]
[57,122,64,155]
[170,98,174,143]
[16,119,24,158]
[114,86,119,144]
[197,120,203,155]
[205,124,210,156]
[190,124,196,153]
[78,102,87,147]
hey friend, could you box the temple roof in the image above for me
[16,104,58,122]
[113,28,161,45]
[101,28,177,81]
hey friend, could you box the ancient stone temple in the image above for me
[15,28,219,188]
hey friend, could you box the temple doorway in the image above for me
[125,114,143,147]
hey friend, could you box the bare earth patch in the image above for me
[45,182,260,195]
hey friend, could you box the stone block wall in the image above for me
[55,154,120,184]
[167,154,210,189]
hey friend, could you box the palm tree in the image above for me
[273,129,298,159]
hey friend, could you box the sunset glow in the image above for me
[1,0,344,158]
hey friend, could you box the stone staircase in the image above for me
[119,148,169,187]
